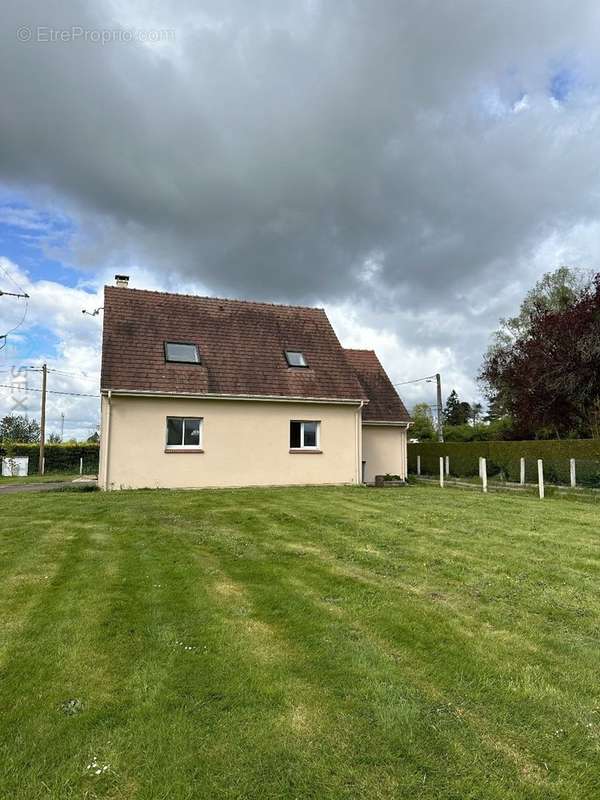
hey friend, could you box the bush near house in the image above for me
[0,443,99,475]
[408,440,600,486]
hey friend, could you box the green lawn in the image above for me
[0,485,598,799]
[0,472,82,484]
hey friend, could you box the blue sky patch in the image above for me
[550,67,577,103]
[0,193,83,288]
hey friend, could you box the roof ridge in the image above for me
[344,348,376,354]
[105,285,325,313]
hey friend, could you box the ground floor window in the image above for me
[290,420,320,449]
[166,417,203,449]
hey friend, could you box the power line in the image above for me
[393,371,444,442]
[0,383,99,398]
[0,299,29,348]
[0,264,29,348]
[46,369,97,380]
[0,366,96,380]
[46,416,100,424]
[392,374,437,387]
[0,262,28,296]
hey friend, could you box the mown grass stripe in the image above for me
[0,485,598,799]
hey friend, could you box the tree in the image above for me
[469,402,483,425]
[87,431,100,443]
[48,432,62,444]
[0,415,40,443]
[502,266,593,340]
[410,402,436,441]
[443,390,471,426]
[480,269,600,438]
[483,267,594,420]
[484,396,508,422]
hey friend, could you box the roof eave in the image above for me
[362,419,411,427]
[100,388,368,405]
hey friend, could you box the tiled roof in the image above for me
[344,349,411,422]
[101,286,368,401]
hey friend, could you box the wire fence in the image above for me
[409,456,600,489]
[411,455,600,489]
[408,441,600,491]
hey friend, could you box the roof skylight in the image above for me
[164,342,200,364]
[285,350,308,368]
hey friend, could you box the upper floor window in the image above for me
[166,417,203,449]
[285,350,308,368]
[290,420,320,450]
[164,342,200,364]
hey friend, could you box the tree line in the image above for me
[411,393,509,442]
[0,415,99,445]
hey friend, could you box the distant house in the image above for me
[99,277,410,489]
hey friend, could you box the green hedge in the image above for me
[408,440,600,487]
[0,443,99,475]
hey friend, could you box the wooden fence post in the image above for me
[439,457,444,488]
[445,455,450,476]
[478,456,482,479]
[417,455,421,476]
[520,457,525,486]
[570,458,576,489]
[481,457,487,493]
[537,459,544,499]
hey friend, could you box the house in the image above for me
[99,277,410,490]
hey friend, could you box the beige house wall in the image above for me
[361,424,408,483]
[100,394,362,490]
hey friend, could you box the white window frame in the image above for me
[290,420,321,450]
[284,350,308,368]
[165,416,203,450]
[164,341,201,364]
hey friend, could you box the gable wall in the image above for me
[100,395,360,490]
[361,425,408,483]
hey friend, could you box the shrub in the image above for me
[0,443,99,474]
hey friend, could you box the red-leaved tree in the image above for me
[480,270,600,438]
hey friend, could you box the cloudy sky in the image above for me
[2,0,600,439]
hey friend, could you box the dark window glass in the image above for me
[303,422,317,447]
[166,417,202,447]
[165,342,199,363]
[167,417,183,446]
[290,421,301,448]
[285,350,307,367]
[184,418,201,446]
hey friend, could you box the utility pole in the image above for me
[60,413,65,441]
[39,363,47,475]
[436,372,444,442]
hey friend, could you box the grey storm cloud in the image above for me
[2,0,600,398]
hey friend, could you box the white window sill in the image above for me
[289,448,322,454]
[164,448,204,453]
